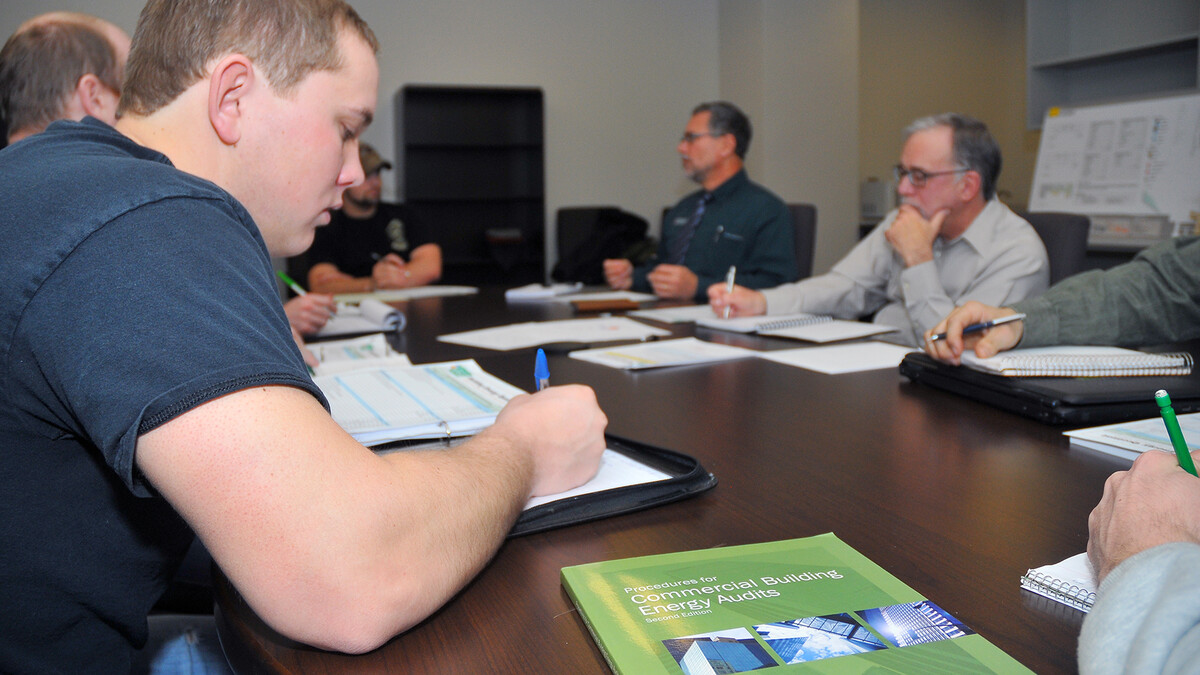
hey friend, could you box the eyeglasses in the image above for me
[680,131,724,144]
[893,164,969,188]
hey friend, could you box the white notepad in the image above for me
[757,321,898,343]
[696,312,830,333]
[758,342,916,374]
[962,346,1193,377]
[1020,552,1097,613]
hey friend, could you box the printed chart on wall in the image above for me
[1029,92,1200,245]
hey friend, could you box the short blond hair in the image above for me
[119,0,378,117]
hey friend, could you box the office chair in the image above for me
[1021,211,1091,285]
[553,206,648,284]
[787,203,817,280]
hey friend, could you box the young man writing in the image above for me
[0,1,606,671]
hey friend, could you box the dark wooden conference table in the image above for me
[215,287,1122,674]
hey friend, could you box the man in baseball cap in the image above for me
[298,142,443,293]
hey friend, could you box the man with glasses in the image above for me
[603,101,797,301]
[709,113,1048,346]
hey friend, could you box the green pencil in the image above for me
[1155,389,1198,476]
[276,270,307,296]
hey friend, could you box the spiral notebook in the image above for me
[696,313,897,343]
[1020,553,1097,613]
[962,346,1193,377]
[898,351,1200,425]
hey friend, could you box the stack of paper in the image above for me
[438,317,670,351]
[505,282,583,301]
[552,290,657,304]
[759,342,916,374]
[627,304,718,324]
[568,337,756,370]
[1065,411,1200,462]
[697,313,898,343]
[332,286,478,304]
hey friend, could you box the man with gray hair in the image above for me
[709,113,1049,346]
[604,101,797,301]
[0,11,130,145]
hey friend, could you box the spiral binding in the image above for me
[756,314,832,332]
[989,352,1192,377]
[1020,570,1095,612]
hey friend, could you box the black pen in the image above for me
[929,313,1025,342]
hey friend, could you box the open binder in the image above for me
[373,433,716,537]
[511,434,716,536]
[900,351,1200,425]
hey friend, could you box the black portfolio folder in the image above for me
[511,434,716,537]
[376,433,716,537]
[899,352,1200,425]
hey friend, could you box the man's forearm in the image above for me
[138,387,537,655]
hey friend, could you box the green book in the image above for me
[561,533,1031,674]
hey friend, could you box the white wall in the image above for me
[0,1,883,276]
[350,0,720,266]
[718,1,860,274]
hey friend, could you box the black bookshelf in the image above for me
[396,85,545,285]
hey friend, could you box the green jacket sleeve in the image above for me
[1013,236,1200,348]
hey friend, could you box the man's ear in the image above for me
[958,169,983,203]
[716,132,737,160]
[75,74,113,119]
[208,54,254,147]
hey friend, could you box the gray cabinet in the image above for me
[1026,0,1199,128]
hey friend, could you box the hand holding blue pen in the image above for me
[1156,389,1199,476]
[929,312,1025,342]
[535,348,550,391]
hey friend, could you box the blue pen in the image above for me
[929,313,1026,342]
[535,348,550,391]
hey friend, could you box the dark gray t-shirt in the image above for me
[0,118,325,673]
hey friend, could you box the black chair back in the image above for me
[788,203,817,280]
[1021,211,1091,285]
